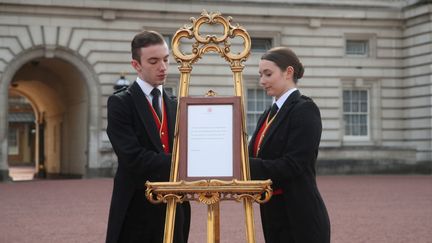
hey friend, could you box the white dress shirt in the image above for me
[136,77,163,109]
[274,87,298,109]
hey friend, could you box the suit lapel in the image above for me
[248,108,271,156]
[163,90,177,150]
[129,82,163,151]
[258,90,301,153]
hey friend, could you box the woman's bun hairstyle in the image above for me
[261,47,304,83]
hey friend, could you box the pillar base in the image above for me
[317,160,432,174]
[0,169,11,182]
[85,167,114,178]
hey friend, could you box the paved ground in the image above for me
[0,175,431,243]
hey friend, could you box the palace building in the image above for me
[0,0,431,180]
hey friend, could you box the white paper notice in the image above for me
[187,105,233,177]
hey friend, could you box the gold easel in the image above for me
[146,11,272,243]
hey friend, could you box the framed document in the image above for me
[178,96,242,180]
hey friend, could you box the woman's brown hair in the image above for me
[261,47,304,83]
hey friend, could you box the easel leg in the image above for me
[163,199,177,243]
[214,202,220,243]
[207,202,220,243]
[243,198,256,243]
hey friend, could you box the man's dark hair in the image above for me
[131,30,165,63]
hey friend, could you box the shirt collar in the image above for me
[274,87,298,109]
[136,77,163,97]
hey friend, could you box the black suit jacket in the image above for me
[249,90,330,242]
[105,82,189,243]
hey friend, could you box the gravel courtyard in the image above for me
[0,175,431,243]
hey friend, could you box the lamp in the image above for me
[113,72,130,90]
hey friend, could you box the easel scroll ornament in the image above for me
[145,10,273,243]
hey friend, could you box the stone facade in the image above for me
[0,0,431,179]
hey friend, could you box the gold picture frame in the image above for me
[178,96,242,180]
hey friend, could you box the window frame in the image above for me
[246,86,273,137]
[249,31,280,54]
[251,37,273,53]
[163,34,172,50]
[8,126,19,155]
[345,39,369,56]
[344,33,376,58]
[341,78,380,145]
[342,89,370,140]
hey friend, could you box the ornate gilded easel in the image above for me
[145,11,272,243]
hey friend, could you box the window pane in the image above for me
[251,38,272,52]
[247,114,254,125]
[343,89,369,137]
[248,89,255,99]
[360,115,367,125]
[343,90,350,100]
[256,90,264,100]
[163,35,172,49]
[352,102,359,112]
[344,114,352,135]
[247,88,272,134]
[248,100,255,111]
[353,123,360,135]
[346,40,368,55]
[352,91,359,100]
[361,102,367,112]
[355,115,360,125]
[360,91,367,101]
[8,128,17,145]
[345,124,351,135]
[344,114,349,123]
[265,95,272,104]
[343,102,350,112]
[257,101,264,111]
[247,114,255,134]
[360,125,367,135]
[8,128,19,155]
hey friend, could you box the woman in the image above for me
[249,47,330,243]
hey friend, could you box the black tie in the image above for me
[150,88,162,120]
[268,103,278,120]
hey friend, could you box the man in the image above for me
[106,30,190,243]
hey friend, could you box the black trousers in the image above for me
[118,190,190,243]
[260,193,330,243]
[260,194,295,243]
